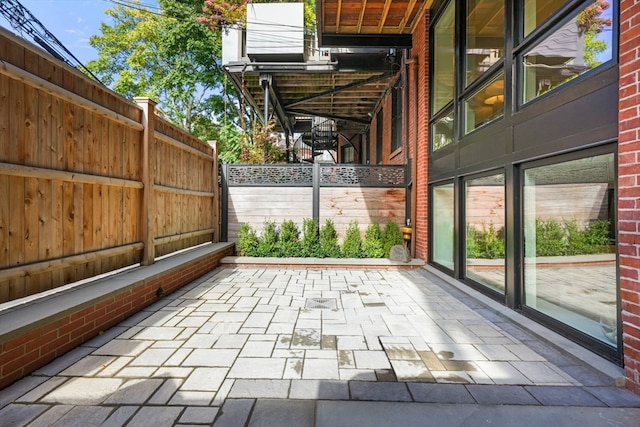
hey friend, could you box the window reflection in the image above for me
[465,74,504,134]
[433,3,456,113]
[465,173,505,292]
[523,153,617,346]
[432,111,454,151]
[523,0,568,37]
[522,1,614,103]
[466,0,505,86]
[433,183,455,270]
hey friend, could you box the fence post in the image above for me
[313,162,320,224]
[208,141,220,243]
[135,98,157,265]
[220,164,229,242]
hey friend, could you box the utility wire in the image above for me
[0,0,103,83]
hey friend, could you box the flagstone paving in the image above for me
[1,266,640,426]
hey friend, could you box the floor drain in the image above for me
[306,298,337,310]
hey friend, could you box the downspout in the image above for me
[407,56,418,258]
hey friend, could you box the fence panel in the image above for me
[224,164,406,245]
[0,29,219,303]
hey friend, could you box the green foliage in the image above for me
[86,0,242,161]
[467,223,505,259]
[277,220,303,257]
[535,219,566,256]
[342,221,363,258]
[363,223,385,258]
[381,221,403,257]
[237,223,258,256]
[319,219,342,258]
[256,220,279,257]
[240,121,287,164]
[301,218,321,257]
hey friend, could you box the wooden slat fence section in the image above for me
[0,29,219,304]
[319,187,406,239]
[224,164,407,245]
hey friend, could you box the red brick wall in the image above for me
[619,0,640,395]
[411,11,429,261]
[0,246,233,390]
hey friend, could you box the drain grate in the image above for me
[305,298,337,310]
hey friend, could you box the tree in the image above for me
[86,0,242,153]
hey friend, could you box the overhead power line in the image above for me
[0,0,103,83]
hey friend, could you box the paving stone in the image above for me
[511,361,577,385]
[339,369,377,381]
[353,351,392,370]
[183,333,219,348]
[0,404,49,426]
[181,368,228,391]
[239,341,275,357]
[103,378,164,404]
[44,405,113,427]
[525,386,607,406]
[466,385,539,405]
[212,379,235,406]
[32,346,95,377]
[291,329,321,349]
[474,344,520,361]
[182,349,240,367]
[475,361,534,385]
[214,334,249,349]
[180,407,219,424]
[336,336,368,350]
[129,348,176,366]
[126,406,183,427]
[302,358,340,380]
[212,399,255,427]
[16,377,69,403]
[41,378,123,405]
[390,360,435,382]
[430,370,473,384]
[59,355,115,376]
[349,381,412,401]
[248,399,315,427]
[408,383,476,403]
[169,391,213,405]
[149,378,182,404]
[228,358,286,379]
[117,367,157,377]
[584,386,640,407]
[101,406,139,427]
[228,379,290,398]
[283,358,304,379]
[133,326,184,340]
[289,380,349,400]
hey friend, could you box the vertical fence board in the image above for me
[0,75,8,161]
[62,181,74,257]
[51,179,63,259]
[0,175,8,269]
[24,177,39,264]
[24,83,37,166]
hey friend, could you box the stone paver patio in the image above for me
[1,266,639,426]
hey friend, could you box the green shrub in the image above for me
[466,225,480,259]
[363,223,384,258]
[277,220,302,257]
[381,221,403,257]
[476,223,505,259]
[237,223,259,256]
[301,218,321,257]
[584,219,611,253]
[535,218,566,256]
[342,221,363,258]
[320,219,342,258]
[256,220,279,257]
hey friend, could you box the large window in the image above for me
[465,73,505,134]
[432,183,455,270]
[465,173,505,293]
[521,1,614,104]
[433,2,456,114]
[523,153,616,346]
[466,0,505,86]
[523,0,568,37]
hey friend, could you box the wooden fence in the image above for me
[221,163,407,244]
[0,29,219,304]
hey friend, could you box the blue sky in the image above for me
[0,0,158,65]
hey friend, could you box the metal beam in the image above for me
[287,108,370,125]
[319,34,413,48]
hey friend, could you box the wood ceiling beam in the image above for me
[357,0,368,33]
[284,73,395,108]
[377,0,393,33]
[410,0,431,33]
[399,0,418,33]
